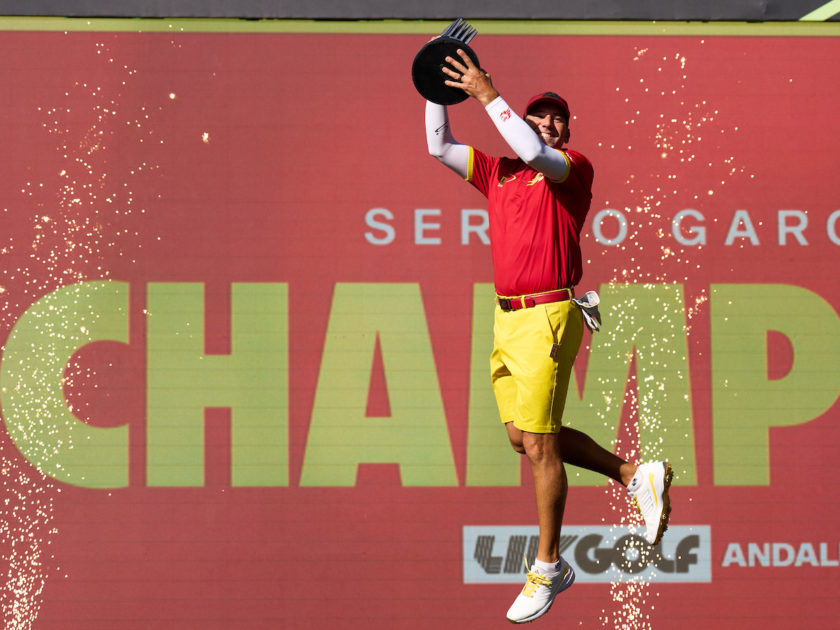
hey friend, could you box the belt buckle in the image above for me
[499,298,512,311]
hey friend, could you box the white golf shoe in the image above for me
[628,461,674,546]
[506,557,575,624]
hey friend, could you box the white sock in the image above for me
[534,558,561,576]
[627,470,642,491]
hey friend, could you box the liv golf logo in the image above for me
[463,525,711,583]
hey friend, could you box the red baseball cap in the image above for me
[525,92,571,121]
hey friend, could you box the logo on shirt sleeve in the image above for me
[499,108,512,122]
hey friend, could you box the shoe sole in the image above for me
[507,565,576,624]
[652,462,674,547]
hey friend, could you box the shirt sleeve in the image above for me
[465,147,497,198]
[563,149,595,192]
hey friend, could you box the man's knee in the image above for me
[522,431,561,463]
[505,422,526,454]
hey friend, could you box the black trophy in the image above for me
[411,18,480,106]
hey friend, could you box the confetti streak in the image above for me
[589,42,749,628]
[1,37,164,629]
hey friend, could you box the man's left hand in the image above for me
[442,49,500,106]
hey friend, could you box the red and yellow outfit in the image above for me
[467,147,595,433]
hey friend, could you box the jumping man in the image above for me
[424,48,673,624]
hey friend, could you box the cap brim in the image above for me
[526,98,570,119]
[411,38,480,106]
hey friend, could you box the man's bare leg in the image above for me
[558,426,637,486]
[507,422,637,487]
[506,427,578,623]
[521,430,567,563]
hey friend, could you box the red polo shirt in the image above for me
[467,147,594,296]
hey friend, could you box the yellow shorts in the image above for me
[490,299,583,434]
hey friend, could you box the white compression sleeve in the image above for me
[425,101,470,179]
[484,96,570,181]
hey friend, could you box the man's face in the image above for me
[524,103,570,149]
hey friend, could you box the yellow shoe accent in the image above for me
[521,570,552,597]
[649,472,658,508]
